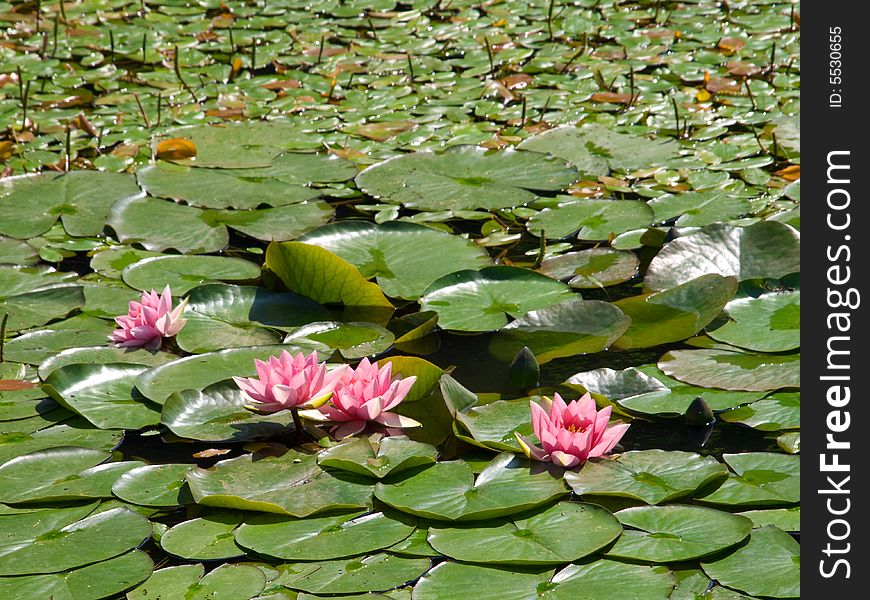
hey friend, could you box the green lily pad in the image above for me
[111,463,194,507]
[137,162,320,209]
[374,452,568,521]
[297,221,492,300]
[2,317,114,365]
[720,392,800,431]
[38,346,177,380]
[644,222,800,291]
[121,255,260,296]
[317,436,439,479]
[538,248,639,288]
[0,236,38,266]
[565,364,763,417]
[186,450,374,517]
[273,554,431,595]
[161,511,247,560]
[0,284,85,333]
[0,171,141,239]
[283,321,395,360]
[453,398,533,452]
[777,431,801,454]
[707,291,800,352]
[108,196,228,254]
[0,550,153,600]
[611,274,737,350]
[388,526,441,558]
[648,190,751,227]
[489,300,630,363]
[545,560,676,600]
[210,201,336,242]
[517,124,681,173]
[162,380,296,442]
[0,422,122,468]
[528,198,654,240]
[265,242,394,325]
[702,526,800,598]
[0,387,59,422]
[175,284,333,353]
[235,510,416,561]
[0,447,142,504]
[606,505,753,562]
[658,349,800,391]
[135,345,317,405]
[739,507,800,532]
[375,357,444,404]
[669,569,757,600]
[356,145,577,211]
[564,450,728,505]
[428,501,622,565]
[43,363,161,430]
[411,562,552,600]
[89,246,167,279]
[127,563,266,600]
[0,505,152,576]
[696,452,799,507]
[419,267,575,332]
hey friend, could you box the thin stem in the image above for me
[133,92,151,127]
[484,36,495,77]
[290,408,304,445]
[0,313,8,362]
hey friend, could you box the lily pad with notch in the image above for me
[317,436,438,479]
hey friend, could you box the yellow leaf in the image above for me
[155,138,197,161]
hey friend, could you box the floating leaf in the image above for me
[454,398,532,452]
[658,349,800,391]
[160,511,247,560]
[702,527,800,598]
[155,138,197,160]
[317,436,439,479]
[127,563,265,600]
[707,291,800,352]
[273,554,430,595]
[538,248,639,288]
[111,463,194,507]
[696,452,799,507]
[121,255,260,295]
[528,198,654,240]
[283,321,394,360]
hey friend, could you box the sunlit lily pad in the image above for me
[428,502,622,565]
[453,398,533,452]
[0,421,122,468]
[0,283,85,333]
[374,452,568,521]
[564,450,728,504]
[538,248,639,288]
[648,190,751,227]
[669,569,756,600]
[696,452,799,507]
[317,436,438,479]
[38,345,177,380]
[273,554,431,595]
[702,526,800,598]
[160,511,247,560]
[419,267,575,332]
[283,321,394,360]
[489,300,630,363]
[528,198,654,240]
[606,505,753,562]
[611,274,737,350]
[0,172,141,239]
[356,145,577,211]
[644,222,800,291]
[111,463,194,507]
[186,450,374,517]
[127,563,265,600]
[2,316,114,365]
[706,291,800,352]
[298,221,492,300]
[235,510,415,561]
[121,255,260,295]
[162,381,296,442]
[720,392,800,430]
[108,196,228,254]
[658,349,800,391]
[0,387,59,422]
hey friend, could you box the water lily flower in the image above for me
[109,285,188,350]
[515,393,629,468]
[301,358,420,439]
[234,350,348,413]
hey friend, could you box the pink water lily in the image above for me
[301,358,420,439]
[109,285,188,350]
[515,392,629,468]
[234,350,348,413]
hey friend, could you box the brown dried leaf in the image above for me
[193,448,232,458]
[0,380,38,391]
[348,121,416,142]
[774,165,800,181]
[718,37,746,53]
[590,92,634,104]
[155,138,197,160]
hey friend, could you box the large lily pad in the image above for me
[606,505,753,562]
[611,274,737,350]
[453,398,535,452]
[317,436,439,479]
[43,363,161,430]
[121,255,260,295]
[282,321,394,360]
[489,300,630,363]
[538,248,639,289]
[127,563,266,600]
[0,387,60,422]
[0,447,141,504]
[0,284,85,333]
[356,145,578,211]
[706,291,800,352]
[428,501,622,565]
[160,511,247,560]
[235,510,416,561]
[38,345,177,380]
[297,221,492,300]
[528,198,654,240]
[411,562,553,600]
[273,554,431,595]
[2,316,115,365]
[702,526,800,598]
[185,450,374,517]
[0,172,141,239]
[108,196,228,254]
[111,463,194,507]
[644,222,800,291]
[0,422,122,468]
[658,349,800,391]
[648,190,751,227]
[419,267,575,332]
[720,392,800,431]
[0,505,152,576]
[517,124,681,173]
[374,452,568,521]
[696,452,799,507]
[265,241,394,325]
[162,380,296,442]
[564,450,728,504]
